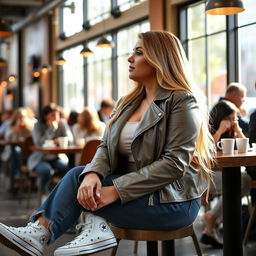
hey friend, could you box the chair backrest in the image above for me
[79,139,101,166]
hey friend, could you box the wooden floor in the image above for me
[0,172,256,256]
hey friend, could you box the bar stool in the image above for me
[109,223,202,256]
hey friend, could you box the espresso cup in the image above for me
[217,138,235,154]
[44,139,55,147]
[236,138,249,153]
[58,136,68,148]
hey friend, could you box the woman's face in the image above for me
[224,112,238,130]
[77,113,85,126]
[128,39,155,83]
[16,110,28,127]
[44,111,60,123]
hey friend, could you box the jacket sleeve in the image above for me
[249,110,256,144]
[112,92,201,203]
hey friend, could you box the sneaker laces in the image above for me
[12,222,41,234]
[66,221,93,245]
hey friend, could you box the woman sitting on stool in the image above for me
[0,31,215,256]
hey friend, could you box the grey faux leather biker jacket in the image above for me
[80,87,208,204]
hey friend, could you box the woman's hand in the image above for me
[77,172,102,211]
[218,120,231,134]
[95,186,119,210]
[232,120,245,138]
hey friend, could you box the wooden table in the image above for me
[31,145,83,154]
[31,145,84,169]
[215,150,256,256]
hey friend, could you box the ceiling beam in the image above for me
[0,0,43,7]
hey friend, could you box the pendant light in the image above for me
[96,37,114,48]
[55,56,66,66]
[0,19,14,37]
[80,45,93,57]
[40,64,52,74]
[8,74,16,82]
[205,0,245,15]
[0,57,7,67]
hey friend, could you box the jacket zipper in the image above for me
[148,194,154,206]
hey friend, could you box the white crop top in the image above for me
[118,121,139,162]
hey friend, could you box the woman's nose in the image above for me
[128,55,133,63]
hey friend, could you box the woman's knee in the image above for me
[65,166,86,180]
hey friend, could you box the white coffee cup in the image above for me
[217,138,235,154]
[58,136,68,148]
[44,139,55,147]
[236,138,249,153]
[76,138,85,147]
[252,143,256,152]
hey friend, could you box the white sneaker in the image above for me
[54,213,117,256]
[0,220,50,256]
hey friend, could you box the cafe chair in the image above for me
[78,139,101,166]
[109,223,202,256]
[18,136,39,208]
[243,180,256,245]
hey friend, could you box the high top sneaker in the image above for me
[0,220,50,256]
[54,213,117,256]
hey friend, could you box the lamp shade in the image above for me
[205,0,245,15]
[40,64,52,74]
[80,46,93,57]
[0,19,14,37]
[55,56,66,65]
[96,37,114,48]
[8,74,16,82]
[0,57,7,67]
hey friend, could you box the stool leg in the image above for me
[161,240,174,256]
[191,233,202,256]
[110,239,120,256]
[147,241,158,256]
[133,241,138,254]
[243,206,256,246]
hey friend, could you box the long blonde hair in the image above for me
[79,107,101,135]
[109,31,215,195]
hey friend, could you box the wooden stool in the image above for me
[109,223,202,256]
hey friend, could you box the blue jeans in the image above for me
[30,166,201,243]
[34,158,68,193]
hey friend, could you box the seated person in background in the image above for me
[201,100,251,248]
[67,110,78,128]
[1,107,35,194]
[72,107,105,165]
[221,82,249,135]
[0,110,13,138]
[0,31,215,256]
[246,108,256,203]
[97,98,115,123]
[27,103,73,202]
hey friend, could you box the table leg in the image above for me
[162,240,175,256]
[222,167,243,256]
[147,241,158,256]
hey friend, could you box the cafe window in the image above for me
[180,0,256,113]
[117,0,147,12]
[117,20,149,97]
[61,45,84,112]
[86,36,113,110]
[87,0,111,25]
[237,0,256,112]
[180,1,227,108]
[61,0,84,37]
